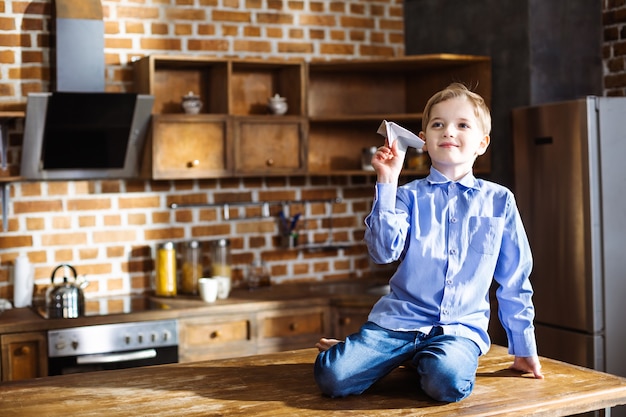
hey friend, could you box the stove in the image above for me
[35,294,181,375]
[47,319,179,375]
[35,294,173,319]
[84,294,173,317]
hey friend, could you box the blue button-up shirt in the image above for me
[365,168,537,357]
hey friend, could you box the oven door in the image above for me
[48,346,178,375]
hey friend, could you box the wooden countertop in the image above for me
[1,345,625,416]
[0,281,382,335]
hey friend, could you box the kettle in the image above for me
[46,264,86,319]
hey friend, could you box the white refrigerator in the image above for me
[513,97,626,416]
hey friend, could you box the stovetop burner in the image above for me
[35,294,173,319]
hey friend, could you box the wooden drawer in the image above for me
[233,116,307,175]
[257,306,328,353]
[178,315,255,362]
[146,114,231,179]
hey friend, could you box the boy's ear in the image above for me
[418,131,427,151]
[476,134,490,156]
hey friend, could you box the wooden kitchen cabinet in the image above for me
[307,54,492,176]
[233,116,307,175]
[331,305,370,340]
[134,54,491,179]
[178,313,256,362]
[0,331,48,381]
[143,114,232,179]
[256,306,329,353]
[134,55,307,179]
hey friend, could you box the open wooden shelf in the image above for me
[134,54,492,179]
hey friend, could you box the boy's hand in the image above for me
[510,356,544,379]
[371,139,405,183]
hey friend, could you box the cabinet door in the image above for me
[1,332,48,381]
[331,306,370,340]
[256,306,328,353]
[148,114,231,179]
[178,314,256,362]
[233,117,307,175]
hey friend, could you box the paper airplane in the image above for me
[377,120,425,152]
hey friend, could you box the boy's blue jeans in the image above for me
[314,321,481,402]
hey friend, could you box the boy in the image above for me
[314,83,543,402]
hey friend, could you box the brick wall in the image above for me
[2,0,623,302]
[0,0,403,301]
[603,0,626,95]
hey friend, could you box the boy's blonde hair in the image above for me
[421,83,491,135]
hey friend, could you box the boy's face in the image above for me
[419,97,490,179]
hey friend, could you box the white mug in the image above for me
[213,276,231,299]
[198,278,218,303]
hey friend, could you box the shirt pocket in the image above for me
[468,216,504,255]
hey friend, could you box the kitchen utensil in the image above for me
[46,264,86,319]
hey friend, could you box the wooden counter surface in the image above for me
[0,281,382,335]
[1,345,625,416]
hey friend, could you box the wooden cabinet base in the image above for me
[1,331,48,381]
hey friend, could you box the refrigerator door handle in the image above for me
[534,136,553,145]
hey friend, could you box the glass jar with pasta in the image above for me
[180,240,203,295]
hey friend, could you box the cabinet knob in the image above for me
[266,158,274,167]
[210,331,221,339]
[16,345,31,355]
[187,159,200,168]
[339,317,352,326]
[289,322,298,331]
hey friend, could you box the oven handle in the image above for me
[76,349,158,365]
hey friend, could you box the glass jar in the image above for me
[246,259,271,289]
[405,148,429,171]
[210,239,232,279]
[180,240,202,295]
[155,242,177,297]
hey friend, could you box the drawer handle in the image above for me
[209,331,221,339]
[339,317,352,325]
[289,323,298,331]
[187,159,200,168]
[266,158,274,167]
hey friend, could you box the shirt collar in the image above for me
[426,167,481,190]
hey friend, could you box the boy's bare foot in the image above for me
[315,338,341,352]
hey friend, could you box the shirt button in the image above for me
[449,248,457,255]
[442,309,449,315]
[446,279,453,286]
[450,217,457,223]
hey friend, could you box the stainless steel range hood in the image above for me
[21,92,153,180]
[20,0,153,180]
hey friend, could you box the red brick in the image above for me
[212,10,252,23]
[93,230,138,244]
[42,233,88,246]
[188,39,229,51]
[67,198,112,211]
[0,235,33,249]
